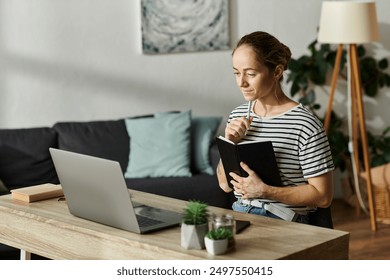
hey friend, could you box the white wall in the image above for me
[1,0,389,133]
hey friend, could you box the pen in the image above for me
[247,100,252,119]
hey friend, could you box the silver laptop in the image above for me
[49,148,182,233]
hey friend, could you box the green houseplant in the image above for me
[287,40,390,167]
[287,39,390,168]
[287,39,390,209]
[367,127,390,167]
[181,200,209,249]
[204,227,233,255]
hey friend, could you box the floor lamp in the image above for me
[317,1,380,231]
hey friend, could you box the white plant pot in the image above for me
[204,236,228,255]
[181,223,208,249]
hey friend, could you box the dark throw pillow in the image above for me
[0,127,59,189]
[53,120,130,172]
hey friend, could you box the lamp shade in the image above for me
[317,1,379,44]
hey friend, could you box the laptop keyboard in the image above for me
[136,215,164,227]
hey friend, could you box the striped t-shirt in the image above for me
[228,103,335,211]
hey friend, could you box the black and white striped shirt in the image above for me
[228,103,335,212]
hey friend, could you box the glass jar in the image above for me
[210,214,236,248]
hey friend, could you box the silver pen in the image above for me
[245,100,252,136]
[247,100,252,119]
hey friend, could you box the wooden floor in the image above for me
[332,199,390,260]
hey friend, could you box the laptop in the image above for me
[49,148,182,234]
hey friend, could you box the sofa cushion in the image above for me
[124,111,192,178]
[191,116,222,175]
[0,127,59,189]
[53,120,129,172]
[155,112,222,175]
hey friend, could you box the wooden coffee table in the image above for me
[0,190,349,259]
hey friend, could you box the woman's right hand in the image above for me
[225,117,252,143]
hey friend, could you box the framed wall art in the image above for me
[141,0,230,54]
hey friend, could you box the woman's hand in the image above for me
[225,117,252,143]
[229,162,269,199]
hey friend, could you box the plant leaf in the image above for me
[378,58,388,70]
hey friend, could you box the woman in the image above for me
[216,31,334,224]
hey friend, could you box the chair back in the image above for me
[309,207,334,229]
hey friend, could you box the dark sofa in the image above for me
[0,118,232,205]
[0,115,234,259]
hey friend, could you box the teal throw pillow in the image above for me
[191,116,222,175]
[155,112,222,175]
[124,111,192,178]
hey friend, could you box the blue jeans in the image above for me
[232,199,309,224]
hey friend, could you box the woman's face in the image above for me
[232,45,275,101]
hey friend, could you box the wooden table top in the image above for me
[0,190,349,259]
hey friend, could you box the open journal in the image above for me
[216,136,282,189]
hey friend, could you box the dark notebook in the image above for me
[216,136,282,189]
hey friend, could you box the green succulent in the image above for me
[206,227,233,240]
[182,200,208,225]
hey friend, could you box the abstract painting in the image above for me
[141,0,230,54]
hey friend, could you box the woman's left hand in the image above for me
[229,162,269,199]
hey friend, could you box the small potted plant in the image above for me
[181,200,209,249]
[204,227,233,255]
